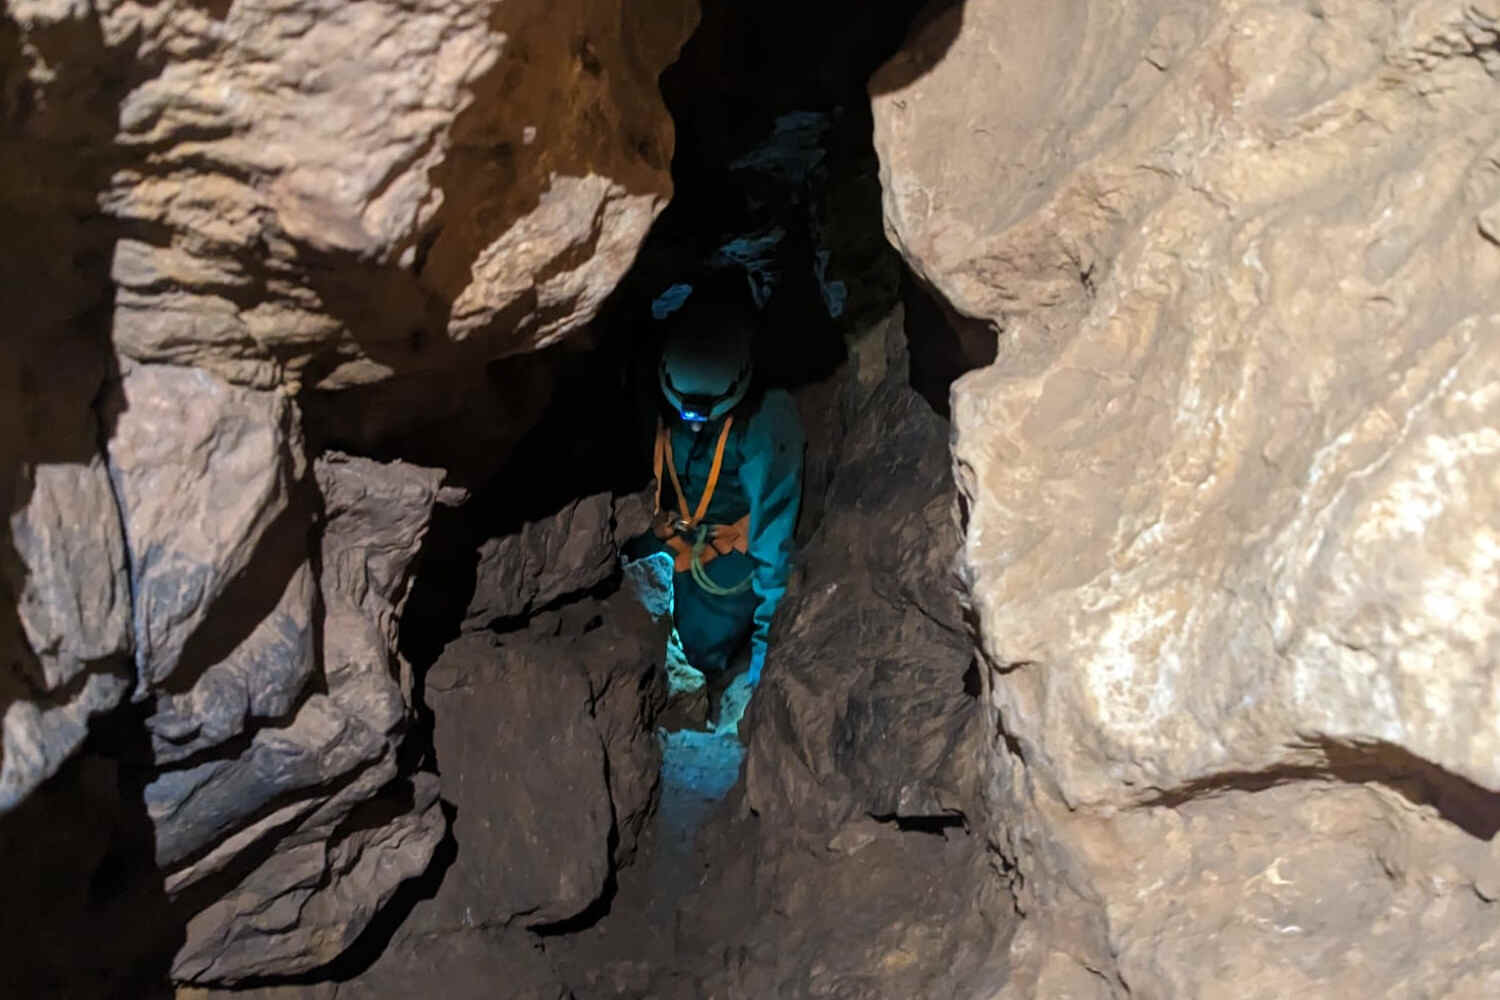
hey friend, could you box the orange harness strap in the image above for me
[654,417,734,529]
[652,419,750,574]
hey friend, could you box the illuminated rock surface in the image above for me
[873,0,1500,994]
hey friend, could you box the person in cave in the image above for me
[625,276,805,728]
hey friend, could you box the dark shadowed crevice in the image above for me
[902,269,999,418]
[871,811,968,836]
[1140,738,1500,841]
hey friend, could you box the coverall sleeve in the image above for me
[739,388,806,657]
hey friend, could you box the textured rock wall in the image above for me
[2,0,692,986]
[76,0,690,389]
[874,0,1500,995]
[419,588,667,931]
[177,498,669,1000]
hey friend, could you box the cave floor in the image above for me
[539,659,1009,999]
[541,776,1002,999]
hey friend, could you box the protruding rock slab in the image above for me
[464,492,617,628]
[419,588,666,931]
[2,458,133,809]
[106,362,308,691]
[874,0,1500,994]
[166,453,449,984]
[73,0,697,389]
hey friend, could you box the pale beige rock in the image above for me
[106,361,307,688]
[875,0,1500,995]
[71,0,694,389]
[1,0,693,985]
[1,458,133,810]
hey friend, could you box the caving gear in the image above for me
[635,386,804,679]
[658,327,753,423]
[653,417,753,596]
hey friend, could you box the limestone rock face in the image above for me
[5,0,697,390]
[0,365,451,991]
[2,457,133,810]
[4,0,694,985]
[875,0,1500,995]
[168,452,449,984]
[108,363,308,690]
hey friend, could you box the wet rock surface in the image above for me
[872,0,1500,995]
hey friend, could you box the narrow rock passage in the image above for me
[7,0,1499,995]
[621,552,748,951]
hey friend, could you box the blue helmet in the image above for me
[658,327,753,423]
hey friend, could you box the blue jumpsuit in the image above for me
[638,387,804,679]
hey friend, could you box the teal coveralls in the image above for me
[635,387,804,679]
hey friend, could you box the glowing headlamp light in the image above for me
[676,392,718,424]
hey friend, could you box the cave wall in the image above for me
[1,0,694,988]
[872,0,1500,995]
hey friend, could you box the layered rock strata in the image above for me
[3,0,693,985]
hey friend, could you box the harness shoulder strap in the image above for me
[658,417,735,528]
